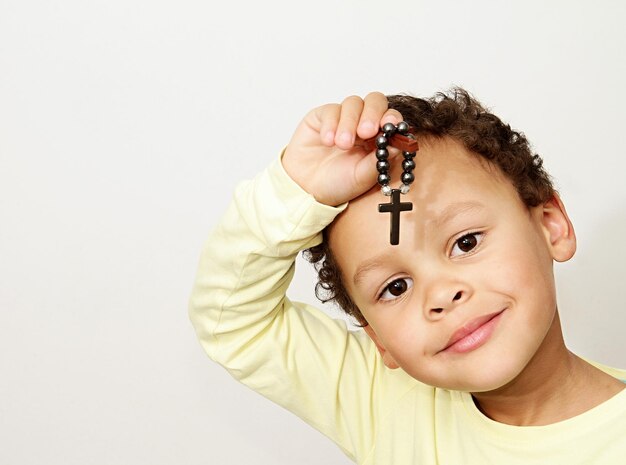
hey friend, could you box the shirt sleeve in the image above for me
[188,156,411,461]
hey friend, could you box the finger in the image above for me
[352,146,381,195]
[335,95,364,149]
[316,103,341,146]
[381,108,403,126]
[357,92,389,139]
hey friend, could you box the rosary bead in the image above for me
[403,151,416,159]
[377,160,390,172]
[376,148,389,160]
[400,184,410,194]
[401,171,415,184]
[402,159,416,171]
[382,122,397,137]
[376,135,388,149]
[378,173,391,185]
[397,121,409,134]
[382,185,392,196]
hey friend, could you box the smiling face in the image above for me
[328,137,576,392]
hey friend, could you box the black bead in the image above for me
[382,122,396,137]
[406,133,416,140]
[377,173,391,185]
[376,148,389,160]
[403,151,416,159]
[402,159,416,171]
[376,135,388,148]
[397,121,409,134]
[377,160,390,172]
[401,171,415,184]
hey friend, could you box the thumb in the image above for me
[352,150,379,196]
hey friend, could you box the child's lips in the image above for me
[439,309,506,354]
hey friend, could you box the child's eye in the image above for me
[450,232,484,257]
[379,277,413,301]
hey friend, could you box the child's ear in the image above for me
[539,193,577,262]
[363,325,400,369]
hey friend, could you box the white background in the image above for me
[1,1,625,463]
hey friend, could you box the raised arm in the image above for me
[189,94,413,461]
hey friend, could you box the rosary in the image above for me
[364,122,418,245]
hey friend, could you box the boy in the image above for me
[189,89,626,464]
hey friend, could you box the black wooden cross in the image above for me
[378,189,413,245]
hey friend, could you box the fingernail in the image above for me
[339,132,353,146]
[323,131,335,145]
[359,120,375,133]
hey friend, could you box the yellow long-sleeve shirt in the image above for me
[189,157,626,464]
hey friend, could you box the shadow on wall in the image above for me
[557,203,626,368]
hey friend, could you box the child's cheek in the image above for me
[485,233,557,327]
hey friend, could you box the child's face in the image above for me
[328,137,576,392]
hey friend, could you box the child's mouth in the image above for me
[439,309,505,354]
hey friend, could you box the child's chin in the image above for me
[462,366,525,393]
[434,362,525,393]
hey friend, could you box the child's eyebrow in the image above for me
[353,254,388,287]
[433,201,486,229]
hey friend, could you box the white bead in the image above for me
[382,185,392,196]
[400,184,410,194]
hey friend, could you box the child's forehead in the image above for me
[409,136,505,183]
[328,138,521,252]
[370,138,513,210]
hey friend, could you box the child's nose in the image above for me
[425,288,467,319]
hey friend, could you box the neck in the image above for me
[471,310,624,426]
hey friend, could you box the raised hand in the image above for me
[282,92,403,206]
